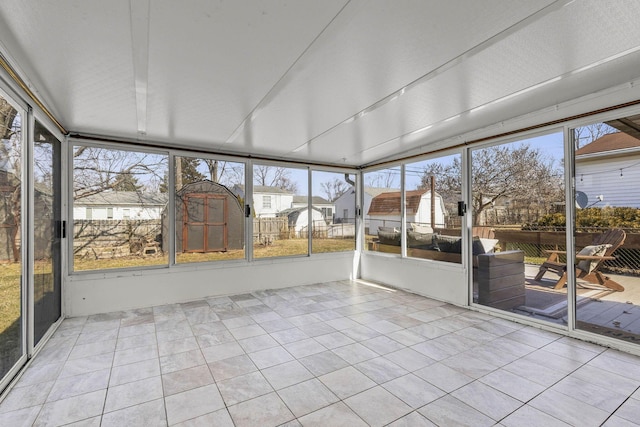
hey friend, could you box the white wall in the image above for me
[576,156,640,208]
[65,253,356,316]
[360,253,468,306]
[253,193,294,217]
[73,206,163,220]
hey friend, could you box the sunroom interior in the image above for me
[2,1,640,425]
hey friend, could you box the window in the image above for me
[262,195,272,209]
[363,167,401,253]
[471,132,566,323]
[311,170,355,253]
[404,153,461,263]
[573,119,640,344]
[253,164,307,258]
[174,155,245,264]
[107,207,113,219]
[122,208,130,219]
[72,145,168,271]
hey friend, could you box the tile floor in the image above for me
[1,280,640,426]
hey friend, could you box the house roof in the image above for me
[575,132,640,156]
[367,189,430,215]
[364,187,392,198]
[234,185,292,195]
[76,191,168,206]
[293,195,332,205]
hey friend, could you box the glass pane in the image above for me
[73,146,168,271]
[311,171,356,253]
[253,164,308,258]
[33,121,62,344]
[404,154,461,263]
[0,96,23,381]
[175,156,245,263]
[574,120,640,344]
[363,167,401,254]
[472,132,566,325]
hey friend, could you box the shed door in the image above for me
[183,194,228,252]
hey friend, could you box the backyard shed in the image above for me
[167,180,244,253]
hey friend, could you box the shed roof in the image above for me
[367,190,431,215]
[76,191,168,206]
[575,132,640,156]
[293,195,332,205]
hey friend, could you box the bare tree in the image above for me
[365,169,399,188]
[321,178,351,202]
[574,123,618,150]
[419,144,563,225]
[254,165,298,193]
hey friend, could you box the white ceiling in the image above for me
[2,0,640,167]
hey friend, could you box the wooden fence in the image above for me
[253,217,289,244]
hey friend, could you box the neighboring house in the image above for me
[277,207,327,234]
[232,185,293,218]
[367,189,446,233]
[73,191,168,220]
[334,186,386,225]
[575,132,640,208]
[292,195,334,222]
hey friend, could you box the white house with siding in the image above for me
[233,185,294,218]
[73,192,167,220]
[575,132,640,208]
[334,186,384,225]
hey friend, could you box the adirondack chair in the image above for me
[534,228,626,291]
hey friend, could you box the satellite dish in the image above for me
[576,191,588,209]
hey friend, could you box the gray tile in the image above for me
[571,364,640,396]
[34,389,106,427]
[172,408,235,427]
[297,402,368,427]
[191,321,228,336]
[160,348,205,374]
[331,343,378,365]
[613,396,640,425]
[441,352,500,379]
[384,347,434,371]
[313,331,355,349]
[299,350,350,376]
[195,330,235,348]
[227,392,295,427]
[12,361,64,386]
[104,376,163,413]
[283,338,327,358]
[112,344,158,367]
[248,346,294,369]
[0,381,54,413]
[207,354,257,382]
[501,405,572,427]
[602,415,640,427]
[551,375,628,412]
[217,371,274,406]
[383,374,445,408]
[270,327,309,344]
[109,358,160,387]
[451,380,523,421]
[68,339,116,360]
[386,411,437,427]
[201,341,245,363]
[237,333,279,353]
[47,368,110,402]
[418,395,495,427]
[59,352,114,378]
[529,389,610,427]
[165,384,225,425]
[115,332,156,351]
[355,356,408,384]
[344,386,412,427]
[229,324,266,340]
[158,336,199,357]
[262,360,314,390]
[162,364,214,396]
[277,378,339,417]
[101,398,166,427]
[479,368,546,403]
[387,329,426,346]
[0,406,41,427]
[414,362,474,393]
[319,366,376,399]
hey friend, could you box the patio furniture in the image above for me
[477,250,525,310]
[534,228,626,291]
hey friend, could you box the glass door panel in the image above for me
[33,120,62,345]
[573,120,640,344]
[471,132,567,325]
[0,95,24,384]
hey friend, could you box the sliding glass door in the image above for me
[471,131,568,325]
[33,120,62,345]
[0,93,25,387]
[573,118,640,345]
